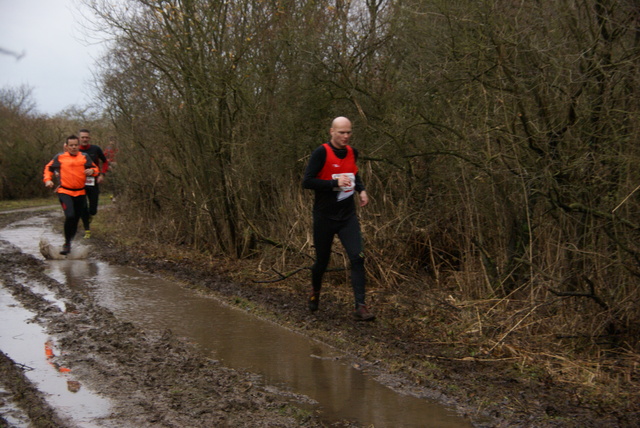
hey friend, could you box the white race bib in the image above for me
[332,173,355,201]
[85,176,96,186]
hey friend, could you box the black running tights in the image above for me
[58,193,86,244]
[311,212,366,307]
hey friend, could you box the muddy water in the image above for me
[1,215,472,427]
[0,284,111,427]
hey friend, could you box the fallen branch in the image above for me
[418,354,519,362]
[253,266,345,283]
[238,206,313,260]
[554,199,640,230]
[547,276,609,311]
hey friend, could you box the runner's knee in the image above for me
[312,259,330,274]
[350,254,365,268]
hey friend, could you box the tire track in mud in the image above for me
[0,240,325,427]
[0,243,73,427]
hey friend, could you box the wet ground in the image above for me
[0,210,322,427]
[0,210,473,427]
[0,208,637,427]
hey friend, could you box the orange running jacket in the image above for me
[43,152,98,197]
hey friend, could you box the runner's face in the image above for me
[330,122,352,149]
[67,139,80,155]
[79,132,91,147]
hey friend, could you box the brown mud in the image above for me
[0,210,324,428]
[0,208,638,427]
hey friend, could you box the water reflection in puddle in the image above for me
[0,286,111,427]
[1,214,472,427]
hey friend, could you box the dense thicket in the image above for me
[0,87,62,199]
[0,85,111,200]
[84,0,639,350]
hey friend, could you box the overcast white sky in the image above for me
[0,0,106,115]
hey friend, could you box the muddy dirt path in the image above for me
[1,208,637,427]
[0,210,473,427]
[0,210,326,427]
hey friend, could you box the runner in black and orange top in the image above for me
[44,135,99,255]
[78,128,109,239]
[302,116,375,321]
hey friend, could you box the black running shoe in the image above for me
[60,243,71,255]
[308,292,320,312]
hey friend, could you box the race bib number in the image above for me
[332,173,355,202]
[85,176,96,186]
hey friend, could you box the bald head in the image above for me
[329,116,353,149]
[332,116,351,128]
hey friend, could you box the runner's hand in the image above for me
[338,174,352,188]
[359,190,369,207]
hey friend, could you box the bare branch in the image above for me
[547,276,609,311]
[252,266,345,284]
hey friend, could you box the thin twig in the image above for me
[15,362,35,371]
[612,183,640,214]
[488,304,542,353]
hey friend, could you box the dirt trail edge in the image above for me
[0,210,325,428]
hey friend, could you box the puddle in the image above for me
[0,284,112,427]
[0,216,68,311]
[1,214,473,427]
[0,214,59,257]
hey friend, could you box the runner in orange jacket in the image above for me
[44,135,99,255]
